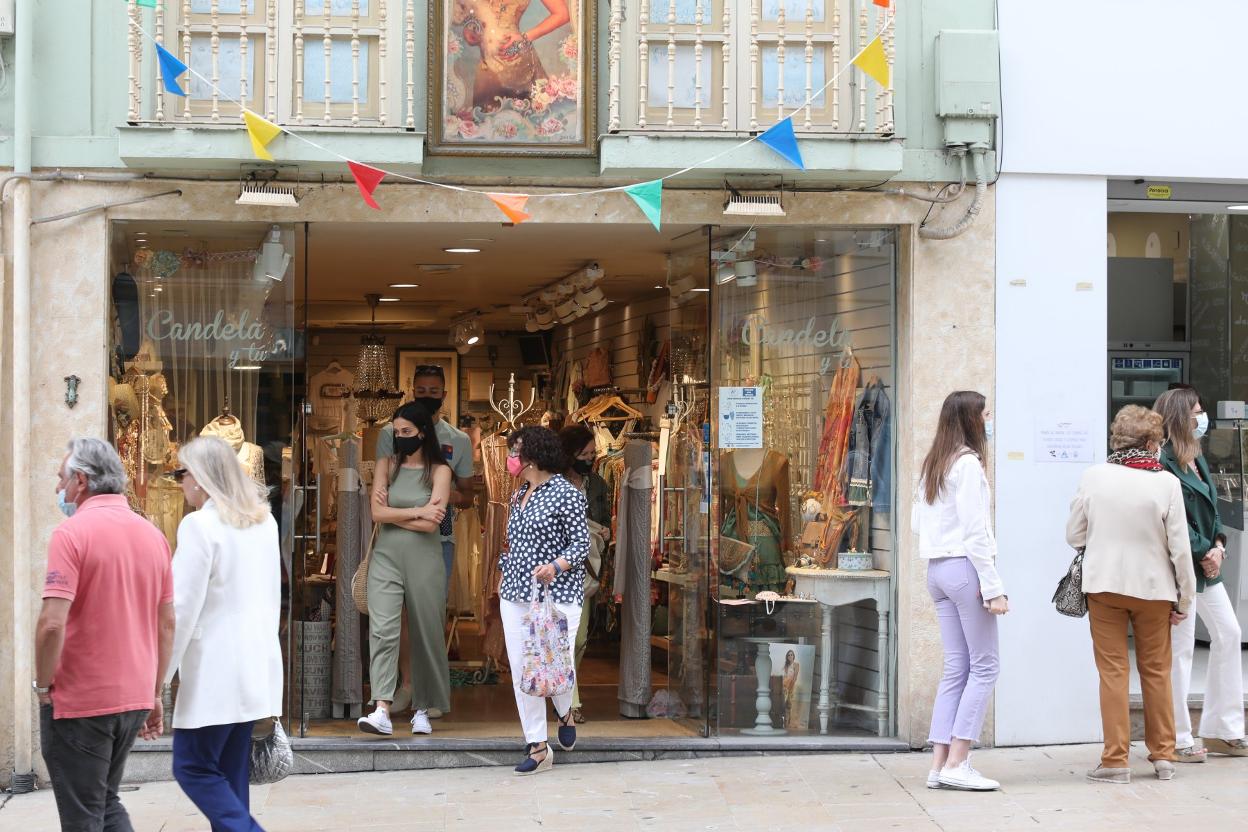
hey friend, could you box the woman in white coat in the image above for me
[166,437,283,832]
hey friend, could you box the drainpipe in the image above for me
[10,0,35,793]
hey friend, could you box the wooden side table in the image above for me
[786,567,892,736]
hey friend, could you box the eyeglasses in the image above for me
[171,468,188,483]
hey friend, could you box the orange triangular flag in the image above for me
[872,0,890,7]
[487,193,532,224]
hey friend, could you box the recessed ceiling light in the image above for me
[1229,205,1248,211]
[653,285,664,289]
[461,237,494,243]
[418,264,462,272]
[388,283,420,288]
[234,364,262,371]
[444,247,481,254]
[379,297,401,302]
[692,288,710,292]
[153,286,164,292]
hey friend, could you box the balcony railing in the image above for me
[127,0,416,128]
[607,0,895,135]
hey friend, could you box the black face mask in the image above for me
[394,434,423,457]
[572,459,593,476]
[413,396,444,417]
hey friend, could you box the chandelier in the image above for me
[354,294,404,424]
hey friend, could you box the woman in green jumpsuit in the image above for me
[358,402,453,736]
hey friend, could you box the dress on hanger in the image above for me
[615,440,654,718]
[308,362,356,433]
[720,450,792,595]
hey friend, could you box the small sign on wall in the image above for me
[718,387,764,449]
[1036,418,1095,463]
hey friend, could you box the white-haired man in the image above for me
[36,437,175,832]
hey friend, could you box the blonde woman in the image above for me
[166,437,283,830]
[1155,387,1248,761]
[1067,405,1196,784]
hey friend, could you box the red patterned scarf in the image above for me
[1107,448,1164,471]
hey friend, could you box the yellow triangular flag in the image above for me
[851,36,889,87]
[243,109,283,161]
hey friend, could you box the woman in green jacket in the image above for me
[1155,388,1247,761]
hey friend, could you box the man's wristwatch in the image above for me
[32,681,50,696]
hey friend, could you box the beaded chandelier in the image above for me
[354,294,403,424]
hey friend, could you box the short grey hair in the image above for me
[64,437,129,496]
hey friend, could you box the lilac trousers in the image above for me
[927,556,1000,745]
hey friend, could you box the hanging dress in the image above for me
[720,450,792,596]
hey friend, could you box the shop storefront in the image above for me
[1,177,997,775]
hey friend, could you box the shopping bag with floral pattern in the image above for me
[519,577,576,697]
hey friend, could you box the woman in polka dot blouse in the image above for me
[499,426,590,775]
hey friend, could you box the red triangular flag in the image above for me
[488,193,532,224]
[348,161,386,210]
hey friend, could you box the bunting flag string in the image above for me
[348,161,387,210]
[155,43,188,97]
[136,0,158,7]
[242,109,284,161]
[872,0,891,7]
[488,193,532,224]
[758,118,805,170]
[625,180,664,230]
[128,13,893,223]
[851,35,890,88]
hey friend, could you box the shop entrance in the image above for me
[107,217,901,747]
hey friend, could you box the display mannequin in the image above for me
[720,449,791,595]
[200,409,266,484]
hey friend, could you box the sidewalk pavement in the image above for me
[1,742,1245,832]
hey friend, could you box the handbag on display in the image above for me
[1052,548,1087,618]
[350,525,379,615]
[584,518,607,598]
[519,578,576,698]
[249,718,293,785]
[718,535,757,578]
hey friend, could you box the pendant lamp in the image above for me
[354,294,405,424]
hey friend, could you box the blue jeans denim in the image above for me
[927,556,1000,745]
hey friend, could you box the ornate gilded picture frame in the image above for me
[429,0,597,155]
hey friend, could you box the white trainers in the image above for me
[938,761,1000,791]
[357,707,393,736]
[411,710,433,735]
[926,770,945,789]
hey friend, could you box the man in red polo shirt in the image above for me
[35,438,175,832]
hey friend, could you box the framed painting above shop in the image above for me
[429,0,596,155]
[397,350,460,425]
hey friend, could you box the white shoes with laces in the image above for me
[411,710,433,735]
[357,707,393,736]
[937,761,1000,791]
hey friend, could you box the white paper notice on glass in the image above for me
[1036,418,1095,463]
[719,386,764,449]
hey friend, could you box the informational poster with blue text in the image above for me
[719,386,764,449]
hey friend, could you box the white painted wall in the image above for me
[998,0,1248,180]
[994,174,1108,745]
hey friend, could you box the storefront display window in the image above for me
[709,227,896,737]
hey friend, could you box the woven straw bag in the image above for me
[351,525,379,615]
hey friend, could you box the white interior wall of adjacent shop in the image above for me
[716,231,895,732]
[993,174,1107,745]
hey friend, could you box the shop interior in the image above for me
[1107,205,1248,689]
[108,218,898,742]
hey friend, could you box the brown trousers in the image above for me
[1088,592,1177,767]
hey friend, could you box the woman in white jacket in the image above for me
[915,391,1008,792]
[166,437,283,832]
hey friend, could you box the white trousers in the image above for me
[1171,582,1246,747]
[501,597,583,745]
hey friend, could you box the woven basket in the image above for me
[350,525,378,615]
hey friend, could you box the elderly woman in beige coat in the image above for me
[1067,405,1197,786]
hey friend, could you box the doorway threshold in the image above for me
[126,734,909,782]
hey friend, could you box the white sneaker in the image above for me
[938,761,1000,791]
[926,770,946,789]
[411,710,433,735]
[357,707,393,736]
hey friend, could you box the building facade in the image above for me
[0,0,1001,782]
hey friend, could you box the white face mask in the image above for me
[984,419,995,440]
[1194,412,1209,439]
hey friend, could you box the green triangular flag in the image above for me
[137,0,158,7]
[625,180,663,231]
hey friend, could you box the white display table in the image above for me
[785,566,892,736]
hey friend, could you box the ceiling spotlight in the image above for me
[444,247,481,254]
[525,314,540,333]
[236,180,299,207]
[733,259,758,287]
[534,306,555,329]
[379,297,400,302]
[555,297,580,323]
[450,317,484,350]
[577,285,607,312]
[252,225,291,282]
[716,261,736,285]
[539,287,563,304]
[388,282,420,289]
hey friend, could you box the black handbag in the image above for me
[249,718,293,785]
[1052,548,1087,618]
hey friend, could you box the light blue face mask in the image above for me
[1194,412,1209,439]
[57,489,77,518]
[984,420,995,440]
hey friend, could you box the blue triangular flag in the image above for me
[156,43,188,97]
[625,180,663,231]
[758,117,805,170]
